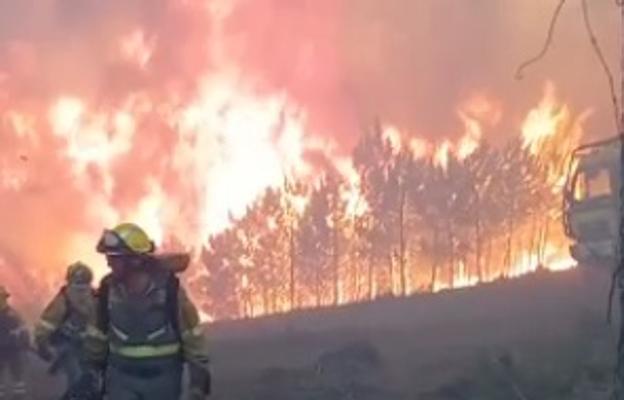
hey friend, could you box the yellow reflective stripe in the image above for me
[37,319,57,332]
[146,327,167,341]
[111,325,130,341]
[85,325,107,341]
[109,343,181,358]
[181,326,203,339]
[11,326,28,335]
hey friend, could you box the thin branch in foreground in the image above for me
[515,0,568,80]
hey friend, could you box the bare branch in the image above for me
[581,0,621,132]
[515,0,568,80]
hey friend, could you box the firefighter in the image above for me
[34,262,95,391]
[84,223,211,400]
[0,286,28,399]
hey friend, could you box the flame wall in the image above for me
[0,0,618,314]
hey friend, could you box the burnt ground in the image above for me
[26,268,619,400]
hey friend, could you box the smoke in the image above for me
[222,0,619,144]
[337,0,618,143]
[0,0,618,311]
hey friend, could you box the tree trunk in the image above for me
[486,237,493,279]
[289,221,296,310]
[399,187,408,296]
[353,246,360,301]
[316,266,322,307]
[388,254,395,295]
[447,218,455,288]
[538,217,551,266]
[430,227,439,291]
[333,226,340,306]
[263,289,269,315]
[244,293,253,319]
[475,214,483,283]
[334,267,340,305]
[505,215,515,271]
[368,245,375,300]
[529,213,539,267]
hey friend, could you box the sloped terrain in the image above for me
[26,268,619,399]
[208,268,619,400]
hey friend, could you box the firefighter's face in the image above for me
[106,254,144,275]
[105,256,151,294]
[126,270,151,294]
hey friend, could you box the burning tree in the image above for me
[196,87,583,320]
[352,122,401,299]
[198,228,245,320]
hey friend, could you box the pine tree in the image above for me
[200,228,245,320]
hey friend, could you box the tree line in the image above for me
[192,119,575,320]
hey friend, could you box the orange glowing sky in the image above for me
[0,0,618,312]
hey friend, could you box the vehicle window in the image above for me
[574,168,612,201]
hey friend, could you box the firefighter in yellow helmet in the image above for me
[83,223,211,400]
[34,262,95,392]
[0,286,28,399]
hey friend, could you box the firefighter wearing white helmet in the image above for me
[83,223,211,400]
[0,285,28,399]
[34,262,96,393]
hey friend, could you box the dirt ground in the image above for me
[25,268,619,399]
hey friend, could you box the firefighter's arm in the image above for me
[83,323,108,366]
[178,287,211,397]
[34,291,67,347]
[73,294,108,398]
[8,308,30,348]
[83,294,108,368]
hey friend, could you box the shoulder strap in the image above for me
[58,285,71,323]
[95,272,179,336]
[96,275,112,333]
[166,274,180,337]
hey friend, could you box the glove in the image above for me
[63,368,103,400]
[188,388,208,400]
[189,363,211,398]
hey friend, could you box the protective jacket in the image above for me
[85,267,210,400]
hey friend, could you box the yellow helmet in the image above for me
[96,223,155,255]
[66,261,94,285]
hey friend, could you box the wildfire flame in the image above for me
[195,84,580,319]
[522,82,568,155]
[0,2,581,320]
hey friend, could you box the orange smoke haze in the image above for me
[0,0,617,314]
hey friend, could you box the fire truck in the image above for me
[563,136,621,269]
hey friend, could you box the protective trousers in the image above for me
[0,349,25,399]
[616,289,624,399]
[105,364,183,400]
[55,342,86,388]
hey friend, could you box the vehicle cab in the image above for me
[563,137,621,269]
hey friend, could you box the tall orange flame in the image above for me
[0,0,588,321]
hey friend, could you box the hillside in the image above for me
[25,268,619,400]
[207,268,619,399]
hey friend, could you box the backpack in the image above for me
[96,273,181,338]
